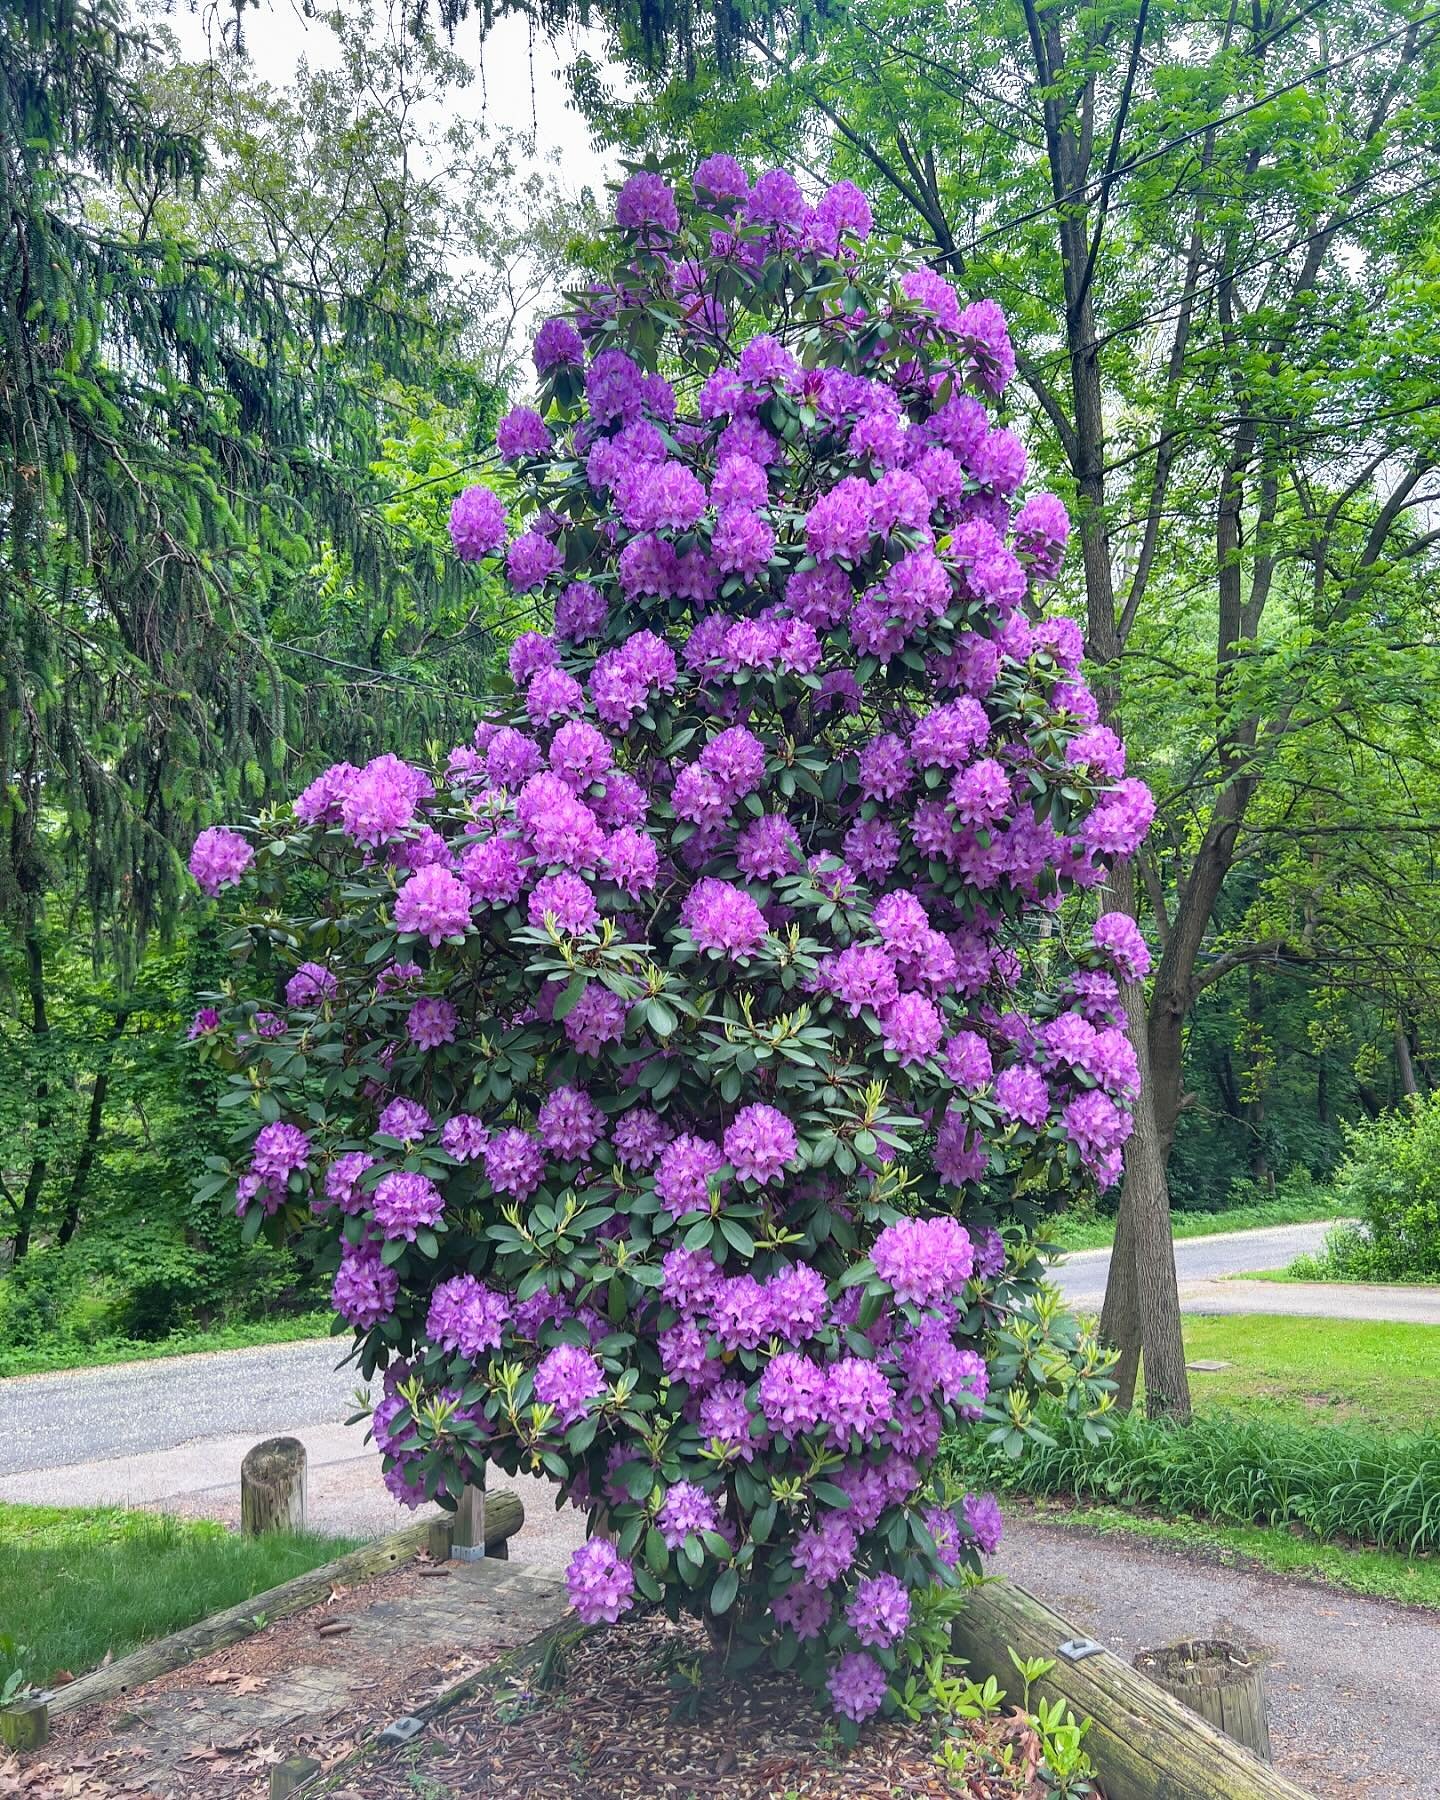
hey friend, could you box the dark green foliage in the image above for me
[358,0,838,77]
[1,0,519,1275]
[1289,1097,1440,1283]
[0,915,324,1342]
[1,0,492,963]
[941,1410,1440,1553]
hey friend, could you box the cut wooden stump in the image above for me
[1134,1640,1272,1763]
[241,1436,307,1537]
[951,1578,1313,1800]
[12,1491,523,1729]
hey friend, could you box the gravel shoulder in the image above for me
[993,1507,1440,1799]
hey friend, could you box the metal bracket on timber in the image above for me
[951,1579,1314,1800]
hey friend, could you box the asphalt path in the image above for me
[1057,1217,1344,1310]
[0,1217,1365,1481]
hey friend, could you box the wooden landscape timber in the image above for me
[4,1490,523,1738]
[952,1578,1313,1800]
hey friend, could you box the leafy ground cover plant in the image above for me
[188,156,1147,1732]
[942,1407,1440,1553]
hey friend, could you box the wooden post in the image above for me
[1134,1640,1273,1762]
[451,1466,491,1562]
[269,1754,321,1798]
[241,1436,307,1537]
[951,1578,1313,1800]
[0,1697,49,1750]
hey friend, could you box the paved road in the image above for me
[1,1218,1421,1489]
[1,1335,369,1478]
[1056,1217,1343,1310]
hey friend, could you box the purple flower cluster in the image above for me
[565,1539,635,1624]
[872,1217,974,1306]
[394,865,472,945]
[449,486,506,561]
[332,1241,398,1329]
[427,1275,510,1356]
[202,157,1153,1739]
[371,1170,443,1241]
[534,1343,606,1425]
[189,826,253,897]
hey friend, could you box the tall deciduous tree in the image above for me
[568,0,1440,1413]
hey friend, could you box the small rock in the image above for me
[1186,1358,1233,1371]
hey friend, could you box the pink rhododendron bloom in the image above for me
[197,162,1152,1729]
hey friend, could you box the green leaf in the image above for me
[718,1216,756,1257]
[552,973,588,1022]
[709,1567,739,1614]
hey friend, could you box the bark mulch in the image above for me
[326,1613,1071,1800]
[2,1557,565,1799]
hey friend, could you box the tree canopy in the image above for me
[568,0,1440,1411]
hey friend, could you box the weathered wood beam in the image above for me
[951,1578,1314,1800]
[19,1492,522,1726]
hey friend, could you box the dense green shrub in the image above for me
[0,1226,321,1360]
[1290,1097,1440,1284]
[940,1408,1440,1552]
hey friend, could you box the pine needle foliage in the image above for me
[0,0,490,965]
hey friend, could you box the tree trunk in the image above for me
[1395,1019,1419,1098]
[57,1006,130,1247]
[1021,0,1191,1419]
[12,926,53,1262]
[1245,971,1271,1190]
[1098,866,1192,1420]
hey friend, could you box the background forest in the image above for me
[3,0,1438,1372]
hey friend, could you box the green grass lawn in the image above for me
[1171,1314,1439,1434]
[0,1311,335,1379]
[945,1311,1439,1569]
[1031,1502,1440,1610]
[1054,1192,1348,1253]
[1234,1264,1439,1288]
[0,1503,359,1692]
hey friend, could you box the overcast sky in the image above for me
[163,0,621,196]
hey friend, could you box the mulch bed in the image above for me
[2,1559,512,1799]
[329,1613,1068,1799]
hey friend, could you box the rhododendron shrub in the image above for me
[189,158,1147,1733]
